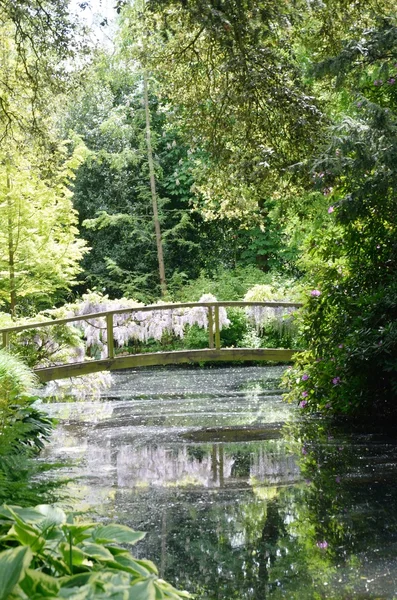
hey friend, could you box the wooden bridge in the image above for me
[0,301,302,382]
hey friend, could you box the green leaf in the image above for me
[114,555,157,577]
[8,523,45,550]
[0,506,44,524]
[0,546,32,600]
[80,542,115,561]
[128,578,156,600]
[59,543,87,567]
[63,523,96,545]
[19,568,60,597]
[59,572,94,588]
[35,505,67,528]
[91,524,145,545]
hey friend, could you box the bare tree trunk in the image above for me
[143,71,167,296]
[5,156,16,318]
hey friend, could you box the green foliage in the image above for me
[174,266,274,302]
[129,0,321,222]
[0,349,56,506]
[0,141,88,315]
[0,504,189,599]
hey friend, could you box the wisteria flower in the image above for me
[302,391,308,398]
[332,377,341,385]
[299,400,308,408]
[328,206,334,214]
[301,374,309,381]
[310,289,321,297]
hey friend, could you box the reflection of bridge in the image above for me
[0,301,301,382]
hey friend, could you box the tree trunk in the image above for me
[143,71,167,296]
[5,157,16,318]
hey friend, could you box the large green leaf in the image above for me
[0,506,44,524]
[113,555,156,577]
[63,523,96,545]
[91,524,145,545]
[8,523,45,550]
[35,505,67,528]
[0,546,32,600]
[128,578,157,600]
[59,543,87,568]
[80,542,115,561]
[19,568,60,598]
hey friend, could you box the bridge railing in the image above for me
[0,301,302,373]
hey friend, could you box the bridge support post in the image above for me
[2,331,9,350]
[214,305,221,350]
[106,313,114,359]
[208,307,214,349]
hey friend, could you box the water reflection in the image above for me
[40,366,397,598]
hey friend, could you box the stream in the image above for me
[39,365,397,599]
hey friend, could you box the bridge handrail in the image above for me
[0,300,303,361]
[0,301,302,335]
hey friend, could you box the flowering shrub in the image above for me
[244,283,300,348]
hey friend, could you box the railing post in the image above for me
[106,313,114,359]
[208,306,214,349]
[2,331,9,350]
[214,304,221,350]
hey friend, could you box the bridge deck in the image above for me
[35,347,296,382]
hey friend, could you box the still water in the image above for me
[39,366,397,599]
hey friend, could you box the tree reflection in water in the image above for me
[41,368,397,599]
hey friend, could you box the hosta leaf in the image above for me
[128,578,156,600]
[114,555,156,577]
[0,506,44,524]
[91,524,145,545]
[80,542,115,561]
[0,546,32,600]
[19,568,60,597]
[59,543,87,567]
[8,523,45,550]
[63,523,96,544]
[35,505,67,528]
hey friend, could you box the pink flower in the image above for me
[332,377,341,385]
[302,391,308,397]
[301,374,309,381]
[317,541,328,549]
[388,77,396,85]
[338,344,344,349]
[328,206,334,214]
[310,290,321,297]
[299,400,308,408]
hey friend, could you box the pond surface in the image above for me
[39,366,397,599]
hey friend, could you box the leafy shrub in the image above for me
[174,266,274,302]
[0,504,189,599]
[220,308,248,347]
[0,350,56,506]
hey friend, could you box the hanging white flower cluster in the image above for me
[63,292,230,358]
[245,304,297,334]
[243,284,298,335]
